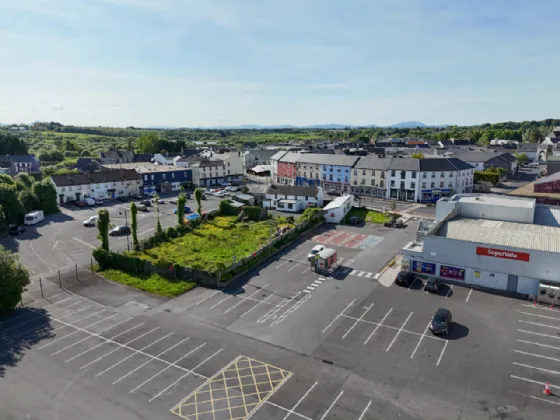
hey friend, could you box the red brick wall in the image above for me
[534,180,560,193]
[277,162,297,179]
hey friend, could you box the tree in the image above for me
[97,209,110,251]
[0,245,30,315]
[242,186,250,194]
[18,189,37,213]
[0,184,24,224]
[0,132,28,155]
[16,172,35,189]
[32,179,58,214]
[194,188,203,215]
[515,153,529,165]
[0,174,14,185]
[0,205,6,232]
[177,193,186,226]
[136,132,161,154]
[410,152,424,159]
[130,202,139,251]
[527,128,543,143]
[41,166,57,177]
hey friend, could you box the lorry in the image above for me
[24,210,44,225]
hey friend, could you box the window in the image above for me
[162,173,166,179]
[431,172,435,178]
[380,180,385,187]
[329,174,333,181]
[449,182,453,188]
[171,172,175,179]
[144,175,148,181]
[61,187,66,192]
[400,171,405,178]
[287,203,293,209]
[337,168,341,173]
[391,180,395,187]
[77,185,82,190]
[449,172,453,177]
[228,169,230,174]
[362,169,366,175]
[315,173,319,179]
[440,181,444,188]
[95,184,100,189]
[322,174,326,180]
[305,196,308,200]
[227,162,230,167]
[400,181,405,189]
[411,182,416,189]
[411,172,416,178]
[344,176,348,183]
[372,170,375,177]
[354,169,357,176]
[381,172,385,179]
[353,179,357,185]
[371,179,375,186]
[151,175,154,180]
[430,182,435,188]
[422,172,427,179]
[361,179,365,185]
[303,172,307,178]
[391,170,396,177]
[422,182,426,188]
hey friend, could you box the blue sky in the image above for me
[1,0,558,127]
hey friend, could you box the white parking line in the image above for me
[208,295,233,310]
[410,322,431,359]
[129,343,207,393]
[288,261,306,272]
[3,303,86,334]
[511,375,560,390]
[436,341,448,366]
[80,327,160,370]
[257,292,300,325]
[223,285,269,314]
[270,293,311,327]
[509,390,560,407]
[407,278,418,291]
[466,288,473,302]
[358,400,372,420]
[37,309,107,349]
[342,304,374,339]
[521,303,560,312]
[192,291,220,307]
[517,310,560,322]
[322,299,355,334]
[445,284,454,298]
[513,362,560,375]
[364,308,393,345]
[519,329,560,340]
[95,332,174,377]
[319,390,344,420]
[386,312,413,352]
[282,381,318,420]
[51,316,127,356]
[239,291,278,319]
[66,322,146,362]
[148,348,222,402]
[112,337,190,385]
[73,237,96,249]
[517,339,560,351]
[519,320,560,330]
[346,259,355,266]
[275,250,305,269]
[515,349,560,363]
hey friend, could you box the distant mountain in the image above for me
[145,125,178,129]
[389,121,427,129]
[142,121,446,130]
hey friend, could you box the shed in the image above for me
[323,194,354,223]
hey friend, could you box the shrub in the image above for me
[242,206,262,222]
[166,226,178,238]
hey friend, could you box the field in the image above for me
[132,216,288,271]
[346,207,390,224]
[100,269,197,297]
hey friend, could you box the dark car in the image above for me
[116,196,128,202]
[430,308,452,336]
[109,225,131,236]
[348,216,360,225]
[173,206,191,214]
[424,278,440,293]
[395,271,416,287]
[9,225,27,235]
[140,200,152,207]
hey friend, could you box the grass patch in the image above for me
[100,269,196,298]
[131,216,291,272]
[346,208,391,224]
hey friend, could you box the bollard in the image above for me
[58,270,62,289]
[75,263,78,281]
[91,257,94,274]
[39,277,44,297]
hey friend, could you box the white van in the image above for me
[24,210,44,226]
[84,197,95,206]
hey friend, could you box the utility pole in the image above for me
[120,209,130,252]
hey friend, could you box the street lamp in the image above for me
[119,209,131,252]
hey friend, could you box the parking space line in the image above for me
[239,290,278,319]
[386,312,413,351]
[514,350,560,363]
[73,237,95,249]
[521,303,560,313]
[288,260,307,272]
[112,337,190,385]
[511,375,560,390]
[466,288,473,302]
[518,329,560,340]
[436,341,448,366]
[407,278,418,291]
[519,320,560,330]
[346,259,355,266]
[3,303,86,334]
[51,316,127,356]
[513,362,560,375]
[281,381,318,420]
[410,322,431,359]
[65,322,146,362]
[342,304,374,339]
[258,292,300,325]
[129,343,207,394]
[208,295,233,310]
[322,299,355,334]
[517,310,560,322]
[517,339,560,351]
[364,308,393,345]
[445,284,454,298]
[192,291,220,307]
[275,250,305,269]
[319,390,343,420]
[358,400,372,420]
[509,390,560,407]
[95,332,174,377]
[223,285,269,314]
[148,348,222,402]
[80,327,161,370]
[270,293,311,327]
[37,309,108,349]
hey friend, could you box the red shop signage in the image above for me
[476,246,530,262]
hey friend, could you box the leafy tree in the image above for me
[515,153,529,165]
[0,205,6,232]
[0,184,24,224]
[32,179,58,214]
[0,132,28,155]
[41,166,57,177]
[97,209,110,251]
[0,174,14,185]
[130,202,139,251]
[410,152,424,159]
[136,132,161,154]
[16,172,35,189]
[18,189,37,213]
[0,245,30,315]
[528,128,543,143]
[242,186,250,194]
[194,188,203,215]
[177,193,186,226]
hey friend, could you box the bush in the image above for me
[242,206,262,222]
[219,199,240,216]
[93,248,145,272]
[166,226,178,238]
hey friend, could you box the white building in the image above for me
[50,169,140,204]
[323,195,354,223]
[152,153,175,165]
[200,151,244,183]
[263,184,324,213]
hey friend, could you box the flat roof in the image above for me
[323,194,353,210]
[447,194,535,209]
[436,217,560,253]
[102,162,190,173]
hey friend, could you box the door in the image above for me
[507,274,518,292]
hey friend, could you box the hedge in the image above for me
[93,248,145,272]
[474,171,500,185]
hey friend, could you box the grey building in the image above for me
[242,149,278,171]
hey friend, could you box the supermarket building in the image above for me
[401,194,560,296]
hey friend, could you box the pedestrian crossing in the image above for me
[303,277,327,294]
[302,256,377,294]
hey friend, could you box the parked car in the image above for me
[85,197,96,206]
[109,225,131,236]
[116,196,129,202]
[169,199,178,205]
[151,197,165,204]
[216,191,229,197]
[9,224,27,235]
[83,216,98,227]
[137,204,148,212]
[395,271,416,287]
[75,200,86,207]
[201,193,207,200]
[424,278,440,293]
[430,308,452,336]
[226,186,240,192]
[173,206,191,214]
[140,200,152,207]
[348,216,360,225]
[307,244,325,261]
[94,199,104,205]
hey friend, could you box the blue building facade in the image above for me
[321,164,351,194]
[295,176,321,187]
[140,168,193,194]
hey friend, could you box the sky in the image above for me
[0,0,559,128]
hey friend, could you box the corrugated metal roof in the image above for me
[436,217,560,253]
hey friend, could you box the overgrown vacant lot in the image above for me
[132,216,288,271]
